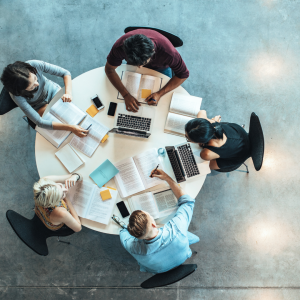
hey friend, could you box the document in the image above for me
[164,112,193,136]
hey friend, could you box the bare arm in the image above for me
[52,122,88,137]
[197,110,221,123]
[61,75,72,102]
[43,173,83,187]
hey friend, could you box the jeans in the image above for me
[149,67,173,78]
[187,231,200,245]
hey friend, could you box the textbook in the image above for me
[117,71,163,102]
[114,148,166,198]
[164,92,202,136]
[67,180,119,225]
[36,99,86,148]
[69,116,109,157]
[128,188,178,219]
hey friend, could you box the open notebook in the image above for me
[67,180,119,225]
[114,148,166,198]
[117,71,163,102]
[164,92,202,136]
[69,116,109,157]
[36,99,86,148]
[128,188,178,219]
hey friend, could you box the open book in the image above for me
[36,99,86,148]
[114,148,165,198]
[69,116,109,157]
[67,180,119,225]
[164,92,202,136]
[117,71,163,102]
[128,189,178,219]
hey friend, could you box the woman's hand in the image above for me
[62,94,72,102]
[211,115,221,122]
[150,168,170,181]
[71,125,89,137]
[65,174,78,189]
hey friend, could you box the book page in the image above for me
[169,93,202,118]
[118,71,142,100]
[164,112,193,135]
[137,75,156,101]
[133,148,163,190]
[153,189,178,218]
[50,99,86,125]
[114,157,145,198]
[129,192,160,219]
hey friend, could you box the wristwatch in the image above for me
[72,173,81,181]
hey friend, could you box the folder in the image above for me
[90,159,119,187]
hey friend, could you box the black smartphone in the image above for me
[107,102,117,116]
[91,94,104,110]
[116,201,130,218]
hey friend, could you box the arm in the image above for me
[61,75,72,102]
[43,173,83,188]
[105,62,140,112]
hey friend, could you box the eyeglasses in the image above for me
[111,214,127,229]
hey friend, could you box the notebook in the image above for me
[36,99,86,148]
[164,92,202,136]
[55,144,84,173]
[90,159,119,187]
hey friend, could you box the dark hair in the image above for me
[185,118,224,144]
[123,34,155,66]
[128,210,148,238]
[1,61,37,99]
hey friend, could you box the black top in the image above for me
[203,123,250,168]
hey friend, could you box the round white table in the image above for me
[35,64,207,235]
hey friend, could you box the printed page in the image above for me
[169,93,202,118]
[85,188,118,225]
[114,157,145,198]
[69,116,109,157]
[133,148,163,189]
[129,192,160,219]
[50,99,86,125]
[153,189,178,218]
[164,112,193,136]
[118,71,142,100]
[138,74,162,101]
[36,113,70,147]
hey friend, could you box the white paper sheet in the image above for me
[169,93,202,118]
[164,112,193,135]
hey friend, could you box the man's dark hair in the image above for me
[1,61,37,99]
[123,34,155,66]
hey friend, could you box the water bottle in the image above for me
[158,148,166,156]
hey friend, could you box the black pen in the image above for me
[86,124,92,135]
[151,164,159,178]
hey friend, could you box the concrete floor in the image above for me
[1,0,300,299]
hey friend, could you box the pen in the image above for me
[151,164,159,178]
[85,124,92,135]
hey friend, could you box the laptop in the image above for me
[165,143,201,183]
[109,104,156,139]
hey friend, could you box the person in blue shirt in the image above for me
[119,168,200,274]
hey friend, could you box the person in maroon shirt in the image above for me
[105,29,189,112]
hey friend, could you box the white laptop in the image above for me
[109,104,156,139]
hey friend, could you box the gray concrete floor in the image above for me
[1,0,300,299]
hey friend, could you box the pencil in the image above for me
[151,164,159,178]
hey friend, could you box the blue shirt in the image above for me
[120,194,196,274]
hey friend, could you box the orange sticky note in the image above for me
[101,134,109,143]
[141,89,152,98]
[100,189,112,201]
[86,105,99,117]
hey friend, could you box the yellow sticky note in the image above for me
[106,186,117,190]
[100,189,112,201]
[101,134,109,143]
[141,89,152,98]
[86,105,99,117]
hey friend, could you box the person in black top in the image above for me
[185,110,250,170]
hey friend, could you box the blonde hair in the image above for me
[33,178,62,208]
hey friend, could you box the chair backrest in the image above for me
[6,210,74,256]
[248,112,264,171]
[0,87,17,115]
[124,27,183,48]
[140,264,197,289]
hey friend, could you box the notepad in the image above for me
[86,105,99,117]
[90,159,119,187]
[100,189,112,201]
[141,89,152,98]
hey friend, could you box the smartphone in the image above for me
[91,94,104,110]
[116,201,130,218]
[107,102,117,116]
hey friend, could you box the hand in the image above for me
[124,94,141,112]
[211,115,221,122]
[145,92,161,106]
[61,93,72,102]
[65,175,78,189]
[71,125,89,137]
[150,169,169,181]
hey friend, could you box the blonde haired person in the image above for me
[33,173,82,232]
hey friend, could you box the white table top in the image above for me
[35,64,207,235]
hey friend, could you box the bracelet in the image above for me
[72,173,80,181]
[123,92,129,99]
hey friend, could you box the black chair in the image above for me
[140,264,197,289]
[124,26,183,48]
[6,210,74,256]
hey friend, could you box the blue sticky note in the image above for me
[90,159,119,187]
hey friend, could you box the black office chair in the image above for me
[6,210,74,256]
[216,112,264,173]
[140,264,197,289]
[124,26,183,48]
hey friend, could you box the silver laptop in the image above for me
[109,104,156,139]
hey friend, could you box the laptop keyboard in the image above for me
[165,146,186,183]
[116,114,151,131]
[177,144,200,178]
